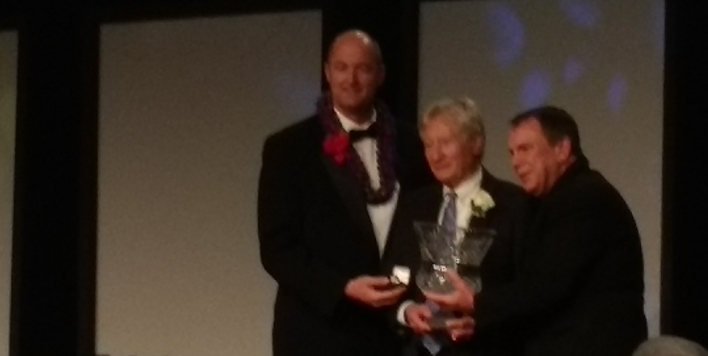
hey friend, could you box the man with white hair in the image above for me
[423,105,647,356]
[385,97,529,356]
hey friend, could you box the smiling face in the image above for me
[421,115,482,189]
[324,33,384,123]
[507,118,570,196]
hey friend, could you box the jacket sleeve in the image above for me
[257,134,350,318]
[474,184,624,332]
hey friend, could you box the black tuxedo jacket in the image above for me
[385,170,530,356]
[474,158,647,356]
[257,114,433,356]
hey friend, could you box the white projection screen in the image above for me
[0,30,17,356]
[420,0,664,335]
[97,12,322,356]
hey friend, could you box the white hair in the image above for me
[419,97,486,154]
[632,336,708,356]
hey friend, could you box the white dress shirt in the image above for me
[335,108,400,256]
[438,168,484,231]
[396,167,484,324]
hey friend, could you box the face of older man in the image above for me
[421,116,482,189]
[324,33,384,123]
[508,118,569,197]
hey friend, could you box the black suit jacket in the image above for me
[474,158,647,356]
[385,170,529,356]
[257,114,433,356]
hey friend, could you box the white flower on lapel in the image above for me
[470,189,495,218]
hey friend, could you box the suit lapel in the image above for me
[381,185,441,261]
[479,169,500,224]
[321,154,379,253]
[419,186,443,222]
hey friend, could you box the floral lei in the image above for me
[318,93,397,205]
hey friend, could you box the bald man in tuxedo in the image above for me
[258,30,433,356]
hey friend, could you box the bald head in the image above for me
[327,29,383,65]
[324,29,385,123]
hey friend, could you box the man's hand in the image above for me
[403,303,433,334]
[344,276,406,308]
[446,315,475,341]
[423,270,475,313]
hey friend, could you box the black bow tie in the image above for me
[348,122,378,142]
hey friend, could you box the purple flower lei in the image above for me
[317,93,398,205]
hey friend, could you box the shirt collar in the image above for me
[442,166,483,202]
[334,107,377,132]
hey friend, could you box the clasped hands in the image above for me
[405,270,476,342]
[343,270,476,341]
[344,275,407,308]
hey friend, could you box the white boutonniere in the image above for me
[470,189,495,218]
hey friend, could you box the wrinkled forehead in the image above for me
[421,117,469,143]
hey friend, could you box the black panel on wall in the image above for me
[0,1,19,30]
[661,0,708,347]
[10,4,99,356]
[96,0,320,23]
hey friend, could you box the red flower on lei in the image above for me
[317,93,397,205]
[323,131,349,165]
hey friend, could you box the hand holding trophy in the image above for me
[414,221,495,328]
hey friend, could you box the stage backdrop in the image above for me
[419,0,664,335]
[97,1,664,355]
[0,30,17,356]
[97,11,322,356]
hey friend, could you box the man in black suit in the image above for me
[426,106,647,356]
[384,97,528,356]
[257,29,432,356]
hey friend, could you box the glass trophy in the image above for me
[414,221,495,328]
